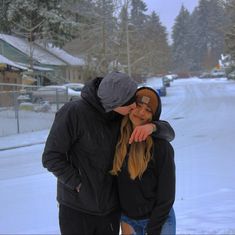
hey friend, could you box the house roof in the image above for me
[0,34,85,66]
[16,62,54,71]
[0,54,26,70]
[0,54,53,72]
[39,43,85,66]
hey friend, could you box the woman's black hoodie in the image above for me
[117,87,176,234]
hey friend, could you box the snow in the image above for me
[0,77,235,234]
[0,109,55,137]
[0,129,49,150]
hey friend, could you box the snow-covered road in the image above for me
[0,144,59,234]
[162,78,235,234]
[0,78,235,234]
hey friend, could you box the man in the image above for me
[42,71,174,235]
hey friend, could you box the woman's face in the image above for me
[129,102,153,127]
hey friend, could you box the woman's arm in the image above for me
[146,141,176,235]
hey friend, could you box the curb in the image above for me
[0,141,45,151]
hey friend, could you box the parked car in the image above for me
[17,94,31,103]
[227,70,235,80]
[162,76,171,87]
[32,85,81,103]
[140,77,167,97]
[164,74,177,82]
[16,88,34,103]
[63,82,84,92]
[210,69,226,78]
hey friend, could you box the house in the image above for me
[0,33,86,85]
[0,54,25,84]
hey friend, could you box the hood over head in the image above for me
[81,77,123,120]
[97,71,137,112]
[81,77,104,113]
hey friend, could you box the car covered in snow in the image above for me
[32,85,82,103]
[162,76,171,87]
[210,69,226,78]
[227,70,235,80]
[139,77,167,97]
[62,82,84,92]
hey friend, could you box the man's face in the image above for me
[113,102,136,116]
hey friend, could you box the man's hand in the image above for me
[129,123,156,144]
[76,183,82,193]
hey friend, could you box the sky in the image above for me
[144,0,199,36]
[1,77,235,234]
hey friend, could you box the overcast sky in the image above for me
[144,0,199,36]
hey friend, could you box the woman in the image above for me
[111,87,176,235]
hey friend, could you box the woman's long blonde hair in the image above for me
[110,115,153,180]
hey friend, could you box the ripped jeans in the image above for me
[120,208,176,235]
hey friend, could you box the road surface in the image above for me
[0,78,235,234]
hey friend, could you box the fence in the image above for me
[0,83,72,136]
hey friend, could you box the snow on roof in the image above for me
[16,62,54,71]
[0,34,84,66]
[40,43,85,66]
[0,54,27,70]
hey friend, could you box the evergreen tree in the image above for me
[130,0,147,28]
[172,5,191,73]
[128,0,148,75]
[64,0,118,75]
[0,0,12,33]
[144,11,171,75]
[191,0,225,71]
[115,4,130,72]
[5,0,80,47]
[225,0,235,59]
[186,7,202,71]
[114,1,171,77]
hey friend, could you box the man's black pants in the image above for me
[59,204,120,235]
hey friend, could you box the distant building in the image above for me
[0,54,25,85]
[0,34,86,85]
